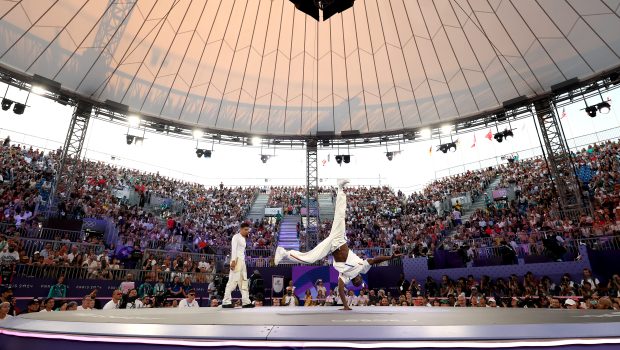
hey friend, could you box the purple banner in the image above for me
[492,188,508,199]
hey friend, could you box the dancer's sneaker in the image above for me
[337,178,350,188]
[274,246,286,266]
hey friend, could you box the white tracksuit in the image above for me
[223,232,251,306]
[281,189,371,283]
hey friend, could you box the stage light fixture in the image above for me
[322,139,330,147]
[12,103,25,115]
[196,149,204,158]
[261,155,270,163]
[597,101,611,114]
[437,142,457,153]
[251,136,262,146]
[494,133,504,143]
[386,152,393,161]
[503,129,514,138]
[203,150,212,158]
[585,105,597,118]
[343,155,350,164]
[335,155,343,165]
[290,0,354,21]
[126,135,135,145]
[1,98,12,111]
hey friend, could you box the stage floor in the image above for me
[2,306,620,349]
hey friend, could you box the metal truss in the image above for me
[49,101,93,208]
[305,139,320,249]
[533,99,587,213]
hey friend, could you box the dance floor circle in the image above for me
[1,306,620,349]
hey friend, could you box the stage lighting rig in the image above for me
[437,142,457,154]
[12,103,25,115]
[290,0,355,21]
[126,135,135,145]
[585,105,598,117]
[386,152,394,161]
[494,129,514,143]
[597,101,611,114]
[1,98,12,111]
[261,154,270,163]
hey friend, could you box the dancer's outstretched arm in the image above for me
[367,253,403,265]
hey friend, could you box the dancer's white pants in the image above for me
[222,260,251,305]
[283,188,347,263]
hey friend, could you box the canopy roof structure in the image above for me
[0,0,619,139]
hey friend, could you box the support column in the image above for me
[48,101,93,210]
[533,99,587,216]
[305,139,319,249]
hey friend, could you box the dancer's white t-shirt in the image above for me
[333,250,370,284]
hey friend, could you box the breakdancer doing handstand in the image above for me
[274,179,401,310]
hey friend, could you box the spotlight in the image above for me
[12,103,25,115]
[251,136,261,146]
[386,152,393,161]
[438,144,448,153]
[494,133,504,143]
[585,105,597,118]
[503,129,514,138]
[322,139,330,147]
[441,125,452,135]
[447,142,457,152]
[343,155,350,164]
[203,150,212,158]
[1,98,12,111]
[126,135,135,145]
[597,101,611,114]
[196,149,204,158]
[31,85,47,95]
[192,129,204,138]
[260,155,269,163]
[335,155,343,165]
[420,128,431,139]
[127,115,141,127]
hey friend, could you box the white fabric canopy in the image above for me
[0,0,619,136]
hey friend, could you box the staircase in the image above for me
[246,193,269,221]
[318,193,335,221]
[277,215,300,250]
[461,176,503,222]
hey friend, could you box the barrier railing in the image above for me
[13,264,219,284]
[0,222,84,242]
[16,237,105,258]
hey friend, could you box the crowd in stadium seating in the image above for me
[2,135,620,315]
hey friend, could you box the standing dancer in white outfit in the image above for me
[274,179,401,310]
[222,222,254,308]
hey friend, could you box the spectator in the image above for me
[581,268,600,289]
[282,287,298,307]
[168,276,184,298]
[119,274,135,295]
[304,289,313,306]
[48,275,67,299]
[77,295,92,310]
[103,290,123,310]
[138,275,154,298]
[40,298,55,312]
[19,298,41,314]
[178,289,199,308]
[210,298,219,307]
[0,301,12,321]
[123,289,144,309]
[90,289,102,309]
[154,277,167,306]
